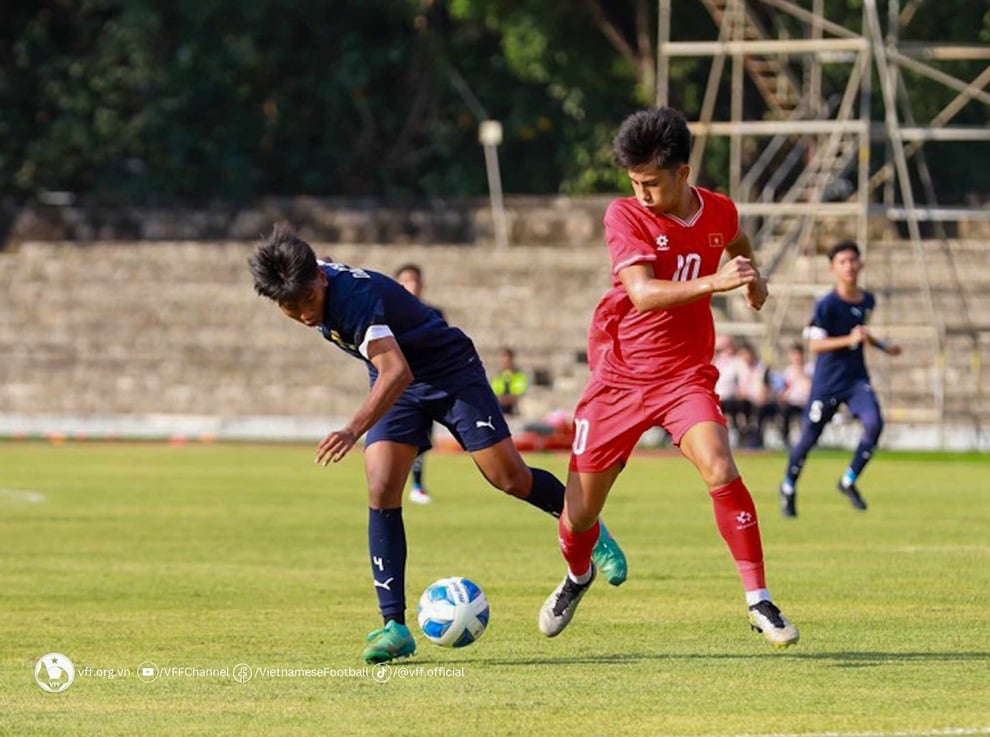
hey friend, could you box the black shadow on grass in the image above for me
[432,652,781,667]
[802,651,990,668]
[429,650,990,668]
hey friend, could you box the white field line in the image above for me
[0,488,48,504]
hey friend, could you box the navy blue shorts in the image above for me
[806,380,882,429]
[365,378,512,453]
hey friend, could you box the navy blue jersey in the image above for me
[806,289,876,398]
[425,303,446,322]
[316,261,484,389]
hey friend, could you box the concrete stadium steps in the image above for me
[3,238,990,430]
[0,241,606,420]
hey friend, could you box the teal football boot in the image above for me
[591,520,628,586]
[362,620,416,664]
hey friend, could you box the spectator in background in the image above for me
[395,263,441,505]
[776,342,813,449]
[714,335,748,442]
[491,347,529,417]
[736,342,775,449]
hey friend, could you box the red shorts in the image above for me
[569,365,726,473]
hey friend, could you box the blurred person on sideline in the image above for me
[776,342,813,449]
[736,342,775,449]
[490,347,529,417]
[713,335,748,443]
[394,263,441,505]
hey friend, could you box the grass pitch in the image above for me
[1,441,988,737]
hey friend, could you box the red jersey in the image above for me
[589,187,740,386]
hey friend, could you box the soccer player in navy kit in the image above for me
[779,240,902,517]
[249,223,627,664]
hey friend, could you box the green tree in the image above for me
[447,0,653,193]
[0,0,986,202]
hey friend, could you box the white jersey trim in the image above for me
[658,187,706,228]
[804,326,827,341]
[360,324,395,360]
[613,253,657,274]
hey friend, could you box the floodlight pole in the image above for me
[479,120,509,249]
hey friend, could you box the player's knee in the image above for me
[486,467,530,497]
[365,474,406,508]
[565,503,599,532]
[863,415,884,443]
[699,455,738,487]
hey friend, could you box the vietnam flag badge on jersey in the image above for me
[708,232,724,248]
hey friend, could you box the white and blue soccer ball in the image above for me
[417,577,490,648]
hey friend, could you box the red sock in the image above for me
[558,516,600,579]
[710,476,766,591]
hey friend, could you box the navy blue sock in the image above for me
[523,467,565,518]
[784,422,824,487]
[849,419,883,477]
[368,507,406,625]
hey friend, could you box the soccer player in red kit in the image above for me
[538,107,799,648]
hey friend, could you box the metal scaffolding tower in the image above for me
[656,0,990,432]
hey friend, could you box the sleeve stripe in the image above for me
[613,254,657,274]
[803,326,827,340]
[359,324,395,360]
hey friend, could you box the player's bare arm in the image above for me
[724,232,768,311]
[865,332,903,356]
[315,336,413,466]
[618,257,757,313]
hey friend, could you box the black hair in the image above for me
[249,222,319,302]
[613,107,692,170]
[394,263,422,279]
[828,239,861,261]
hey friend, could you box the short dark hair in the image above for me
[394,263,422,279]
[828,239,861,261]
[614,107,692,170]
[249,222,319,302]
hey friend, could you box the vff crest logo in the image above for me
[35,653,75,693]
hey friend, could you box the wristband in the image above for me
[875,341,888,352]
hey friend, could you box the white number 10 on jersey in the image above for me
[673,253,702,282]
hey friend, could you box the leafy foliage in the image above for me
[0,0,987,201]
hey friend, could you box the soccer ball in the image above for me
[417,577,490,648]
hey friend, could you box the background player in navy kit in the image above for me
[249,223,627,664]
[779,240,902,517]
[394,263,439,505]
